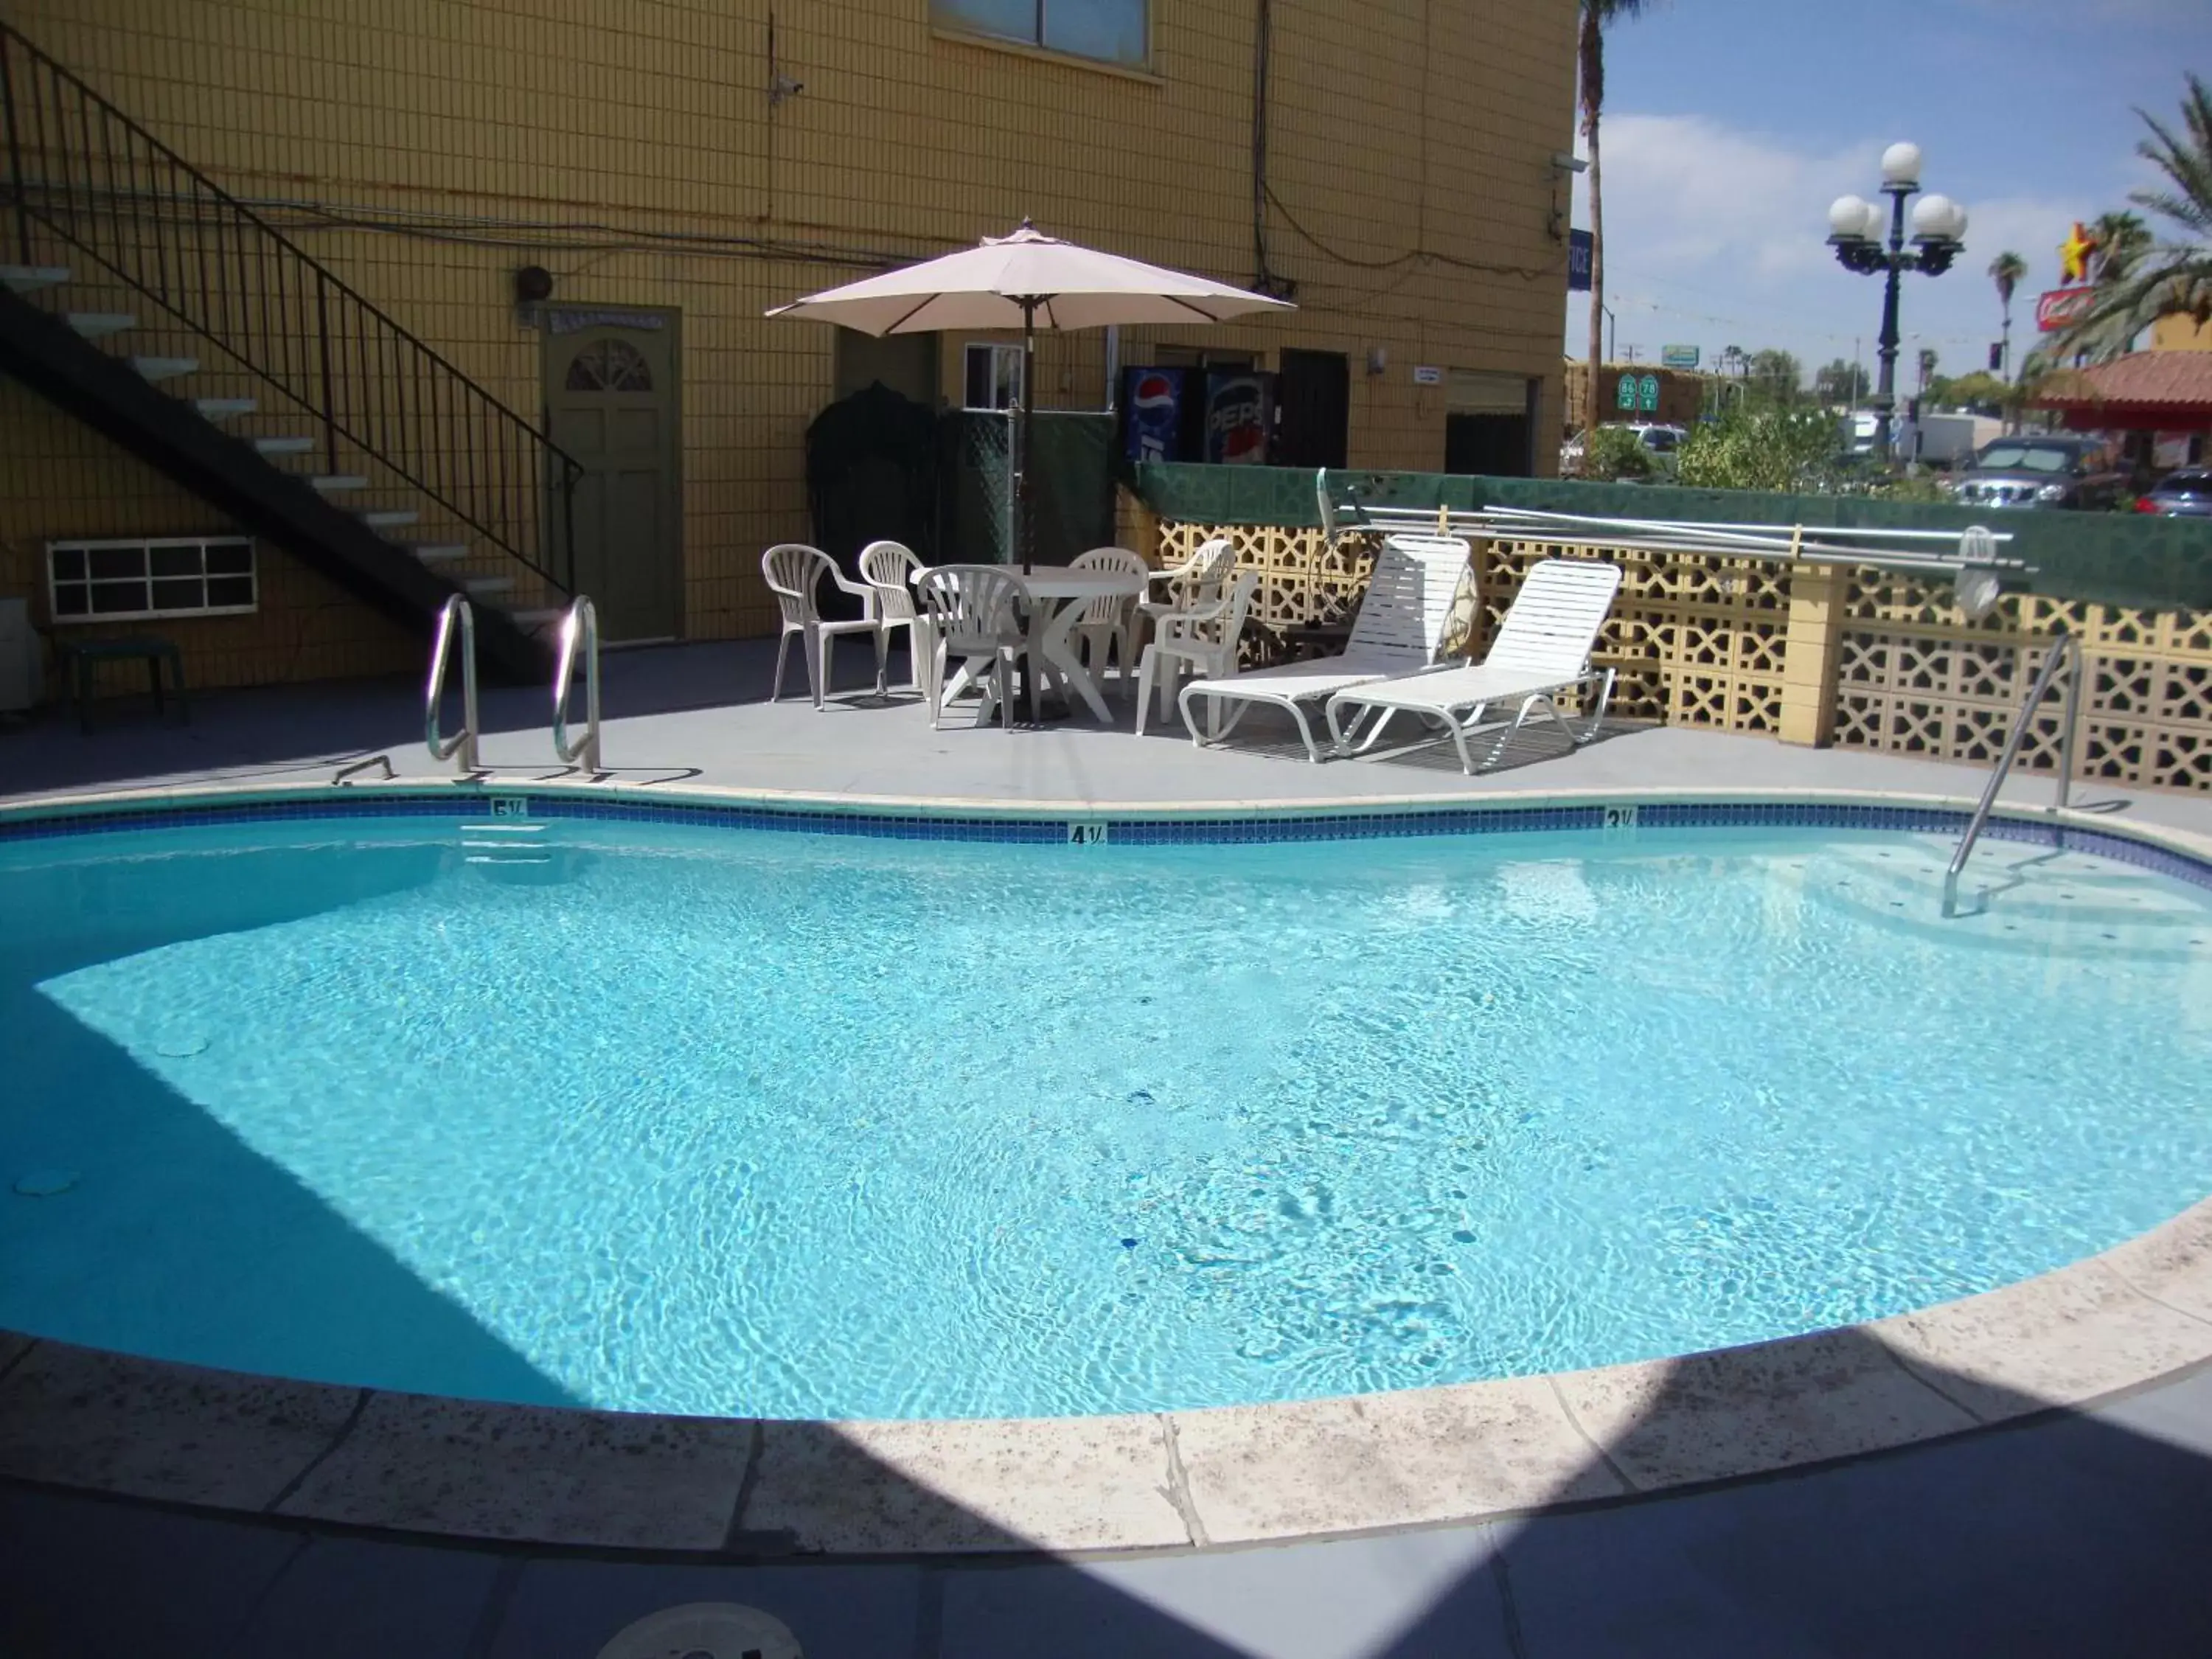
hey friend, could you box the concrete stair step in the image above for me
[359,508,419,529]
[408,543,470,564]
[129,355,198,383]
[65,312,136,338]
[308,474,368,493]
[252,435,315,457]
[0,265,70,293]
[463,576,517,597]
[509,608,565,632]
[193,397,257,421]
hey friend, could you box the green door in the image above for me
[543,316,682,641]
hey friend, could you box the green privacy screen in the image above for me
[1131,463,2212,612]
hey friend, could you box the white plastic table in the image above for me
[1015,566,1147,722]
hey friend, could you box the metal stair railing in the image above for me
[425,595,481,773]
[0,21,580,594]
[1941,633,2081,918]
[552,595,602,773]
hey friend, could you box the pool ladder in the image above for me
[1942,633,2080,918]
[425,594,481,773]
[552,596,602,773]
[422,594,603,776]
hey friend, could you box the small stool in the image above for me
[60,636,189,733]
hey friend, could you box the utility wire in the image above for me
[1263,185,1557,279]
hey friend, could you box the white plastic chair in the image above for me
[1135,570,1259,740]
[915,565,1032,731]
[858,540,932,695]
[762,543,886,710]
[1137,537,1237,636]
[1068,546,1148,684]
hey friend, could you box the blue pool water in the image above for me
[4,809,2211,1420]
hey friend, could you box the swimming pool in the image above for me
[4,795,2210,1421]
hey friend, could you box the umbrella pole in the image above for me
[1019,299,1037,575]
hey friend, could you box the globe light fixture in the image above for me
[1827,142,1966,465]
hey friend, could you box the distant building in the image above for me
[1561,361,1706,433]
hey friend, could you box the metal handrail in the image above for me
[552,595,602,773]
[0,20,582,591]
[1941,632,2081,917]
[425,595,480,773]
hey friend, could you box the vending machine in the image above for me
[1203,369,1274,465]
[1120,366,1189,464]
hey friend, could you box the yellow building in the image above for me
[0,1,1576,692]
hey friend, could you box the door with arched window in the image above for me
[542,314,681,641]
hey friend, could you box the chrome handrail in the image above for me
[552,595,602,773]
[424,595,480,773]
[1942,632,2081,917]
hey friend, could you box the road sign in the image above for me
[1568,230,1593,292]
[2036,288,2094,332]
[1616,375,1638,410]
[1660,344,1699,370]
[1638,374,1660,413]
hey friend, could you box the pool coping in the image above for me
[4,777,2212,1557]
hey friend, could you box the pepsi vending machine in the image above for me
[1120,366,1188,463]
[1203,369,1274,466]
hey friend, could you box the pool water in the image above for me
[4,812,2211,1419]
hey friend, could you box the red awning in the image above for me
[2032,352,2212,424]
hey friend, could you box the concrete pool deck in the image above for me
[6,639,2212,1653]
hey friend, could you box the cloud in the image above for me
[1567,114,2098,375]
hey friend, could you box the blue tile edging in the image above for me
[1,788,2210,888]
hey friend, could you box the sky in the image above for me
[1563,0,2211,386]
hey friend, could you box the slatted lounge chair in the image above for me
[1322,557,1624,774]
[1173,534,1474,762]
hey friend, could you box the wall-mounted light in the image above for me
[1366,345,1388,376]
[1548,152,1588,242]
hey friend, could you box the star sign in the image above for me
[2058,221,2099,285]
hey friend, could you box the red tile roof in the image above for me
[2034,350,2212,411]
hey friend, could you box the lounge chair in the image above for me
[1322,557,1624,773]
[1173,534,1474,762]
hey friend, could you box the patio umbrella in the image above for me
[768,221,1293,571]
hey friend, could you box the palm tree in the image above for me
[1579,0,1652,434]
[2089,210,2153,285]
[1989,251,2027,379]
[2053,74,2212,362]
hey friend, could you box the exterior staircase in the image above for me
[0,22,578,682]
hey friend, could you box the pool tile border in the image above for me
[4,781,2212,1555]
[4,782,2211,893]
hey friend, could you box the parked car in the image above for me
[1560,422,1684,480]
[2134,467,2212,517]
[1950,437,2126,509]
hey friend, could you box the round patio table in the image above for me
[1014,566,1147,723]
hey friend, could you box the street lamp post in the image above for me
[1827,143,1967,467]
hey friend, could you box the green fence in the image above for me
[1131,463,2212,611]
[943,411,1117,566]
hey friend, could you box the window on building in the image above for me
[963,342,1026,411]
[933,0,1147,67]
[47,537,257,622]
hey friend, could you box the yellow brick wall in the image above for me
[0,378,422,698]
[0,0,1576,686]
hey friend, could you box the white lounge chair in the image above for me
[1174,534,1474,762]
[1323,557,1624,773]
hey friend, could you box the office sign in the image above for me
[1660,344,1699,370]
[1412,365,1443,385]
[1568,229,1593,292]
